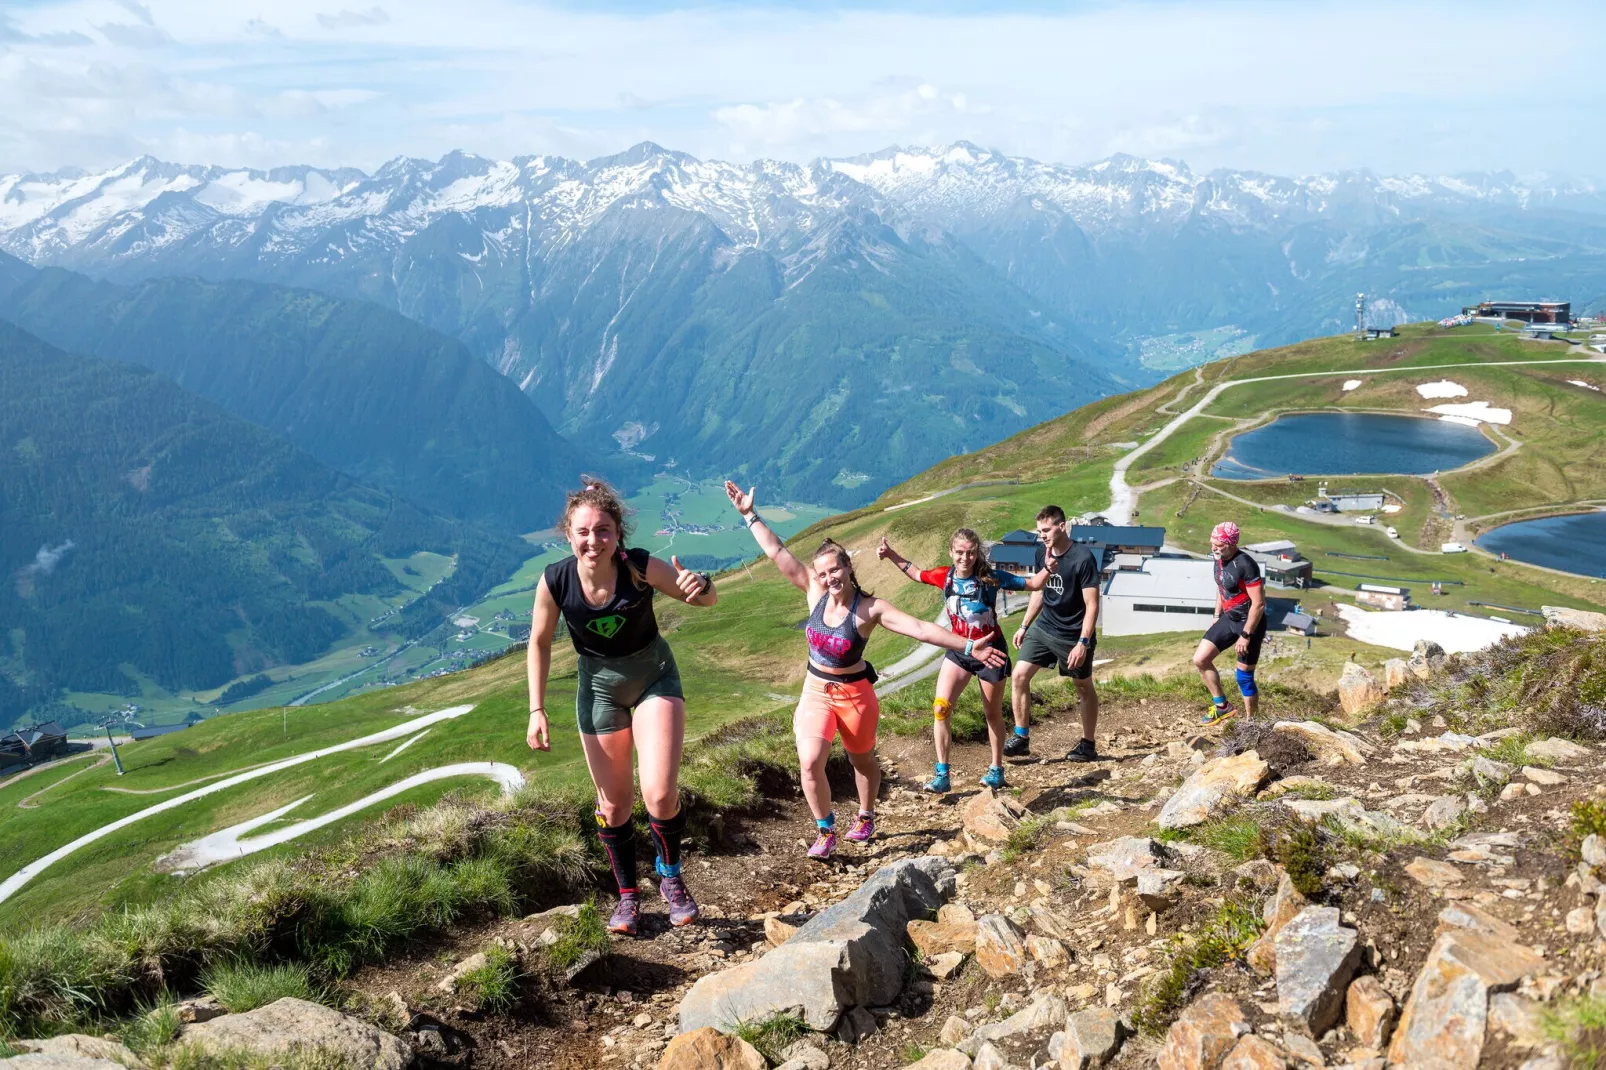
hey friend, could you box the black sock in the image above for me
[597,820,638,895]
[647,807,688,874]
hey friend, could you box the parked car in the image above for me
[1386,526,1399,539]
[1441,542,1468,554]
[1354,515,1376,525]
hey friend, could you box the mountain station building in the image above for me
[988,529,1044,575]
[1462,300,1570,325]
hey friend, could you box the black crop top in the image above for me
[544,548,659,658]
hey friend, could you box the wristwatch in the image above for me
[1077,637,1093,647]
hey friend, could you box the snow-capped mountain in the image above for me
[3,141,1603,503]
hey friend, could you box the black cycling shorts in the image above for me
[1203,615,1267,667]
[943,648,1011,684]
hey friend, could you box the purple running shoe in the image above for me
[844,812,876,843]
[607,892,640,936]
[659,875,700,927]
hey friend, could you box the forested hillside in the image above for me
[0,322,526,729]
[0,254,588,534]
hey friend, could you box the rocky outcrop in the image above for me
[1337,662,1385,715]
[1157,992,1250,1070]
[973,914,1029,978]
[678,856,956,1033]
[181,997,411,1070]
[1273,721,1374,766]
[1056,1007,1126,1068]
[1246,872,1307,973]
[1542,605,1606,632]
[4,1036,146,1070]
[1157,752,1269,829]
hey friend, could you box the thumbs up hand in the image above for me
[672,554,712,601]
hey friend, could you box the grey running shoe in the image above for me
[1065,738,1099,763]
[1003,732,1030,758]
[607,893,640,936]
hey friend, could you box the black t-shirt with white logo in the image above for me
[1033,544,1101,642]
[1214,551,1263,623]
[544,548,659,658]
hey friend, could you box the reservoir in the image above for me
[1213,413,1495,480]
[1476,511,1606,578]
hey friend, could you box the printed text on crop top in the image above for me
[805,590,869,669]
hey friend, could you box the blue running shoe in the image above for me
[979,765,1006,790]
[924,770,952,794]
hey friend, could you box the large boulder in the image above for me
[1387,903,1544,1068]
[1542,605,1606,632]
[658,1028,767,1070]
[181,997,411,1070]
[1274,906,1360,1032]
[678,856,956,1033]
[1526,737,1592,764]
[1157,752,1269,830]
[1337,662,1385,715]
[1273,721,1374,766]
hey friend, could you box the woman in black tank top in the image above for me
[726,481,1006,861]
[527,480,718,937]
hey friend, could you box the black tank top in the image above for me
[544,549,659,658]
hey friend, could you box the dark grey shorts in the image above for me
[575,635,684,735]
[1018,627,1097,681]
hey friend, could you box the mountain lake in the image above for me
[1212,412,1495,480]
[1475,511,1606,579]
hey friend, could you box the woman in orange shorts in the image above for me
[726,482,1006,860]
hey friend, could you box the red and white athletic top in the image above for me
[915,567,1027,641]
[1213,552,1263,622]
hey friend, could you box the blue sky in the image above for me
[1,0,1599,177]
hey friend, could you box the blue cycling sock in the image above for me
[817,812,836,830]
[655,858,682,879]
[1212,694,1229,707]
[934,763,950,775]
[1013,725,1029,738]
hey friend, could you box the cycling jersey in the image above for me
[916,567,1027,641]
[1213,551,1264,622]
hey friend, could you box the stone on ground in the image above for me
[1086,837,1168,883]
[8,1036,146,1069]
[974,914,1029,978]
[1345,975,1395,1049]
[1403,857,1464,890]
[766,913,804,946]
[0,1056,128,1070]
[1157,751,1269,829]
[657,1028,767,1070]
[436,950,489,992]
[1057,1007,1126,1068]
[180,997,411,1070]
[678,856,956,1032]
[1274,906,1360,1032]
[1028,935,1069,967]
[903,1050,973,1070]
[958,992,1065,1055]
[939,1015,972,1045]
[1220,1035,1287,1069]
[1273,721,1374,765]
[1383,658,1411,690]
[1422,795,1467,831]
[1522,766,1566,786]
[963,790,1027,844]
[1337,662,1385,715]
[1469,756,1513,789]
[909,915,977,957]
[1526,737,1591,763]
[1157,993,1250,1070]
[1386,903,1544,1068]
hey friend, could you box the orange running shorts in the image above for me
[793,671,879,753]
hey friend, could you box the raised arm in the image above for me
[865,596,1007,667]
[645,554,718,608]
[876,536,930,585]
[525,576,561,751]
[725,481,810,592]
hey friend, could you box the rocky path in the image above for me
[307,643,1604,1070]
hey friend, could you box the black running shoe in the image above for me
[1065,737,1099,763]
[1003,732,1030,758]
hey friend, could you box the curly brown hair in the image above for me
[560,476,646,588]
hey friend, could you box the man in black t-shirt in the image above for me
[1008,505,1102,763]
[1192,520,1268,726]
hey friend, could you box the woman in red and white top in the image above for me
[878,528,1053,793]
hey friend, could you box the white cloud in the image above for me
[0,0,1600,178]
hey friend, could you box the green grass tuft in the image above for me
[1190,814,1267,862]
[542,903,609,976]
[1000,817,1050,864]
[121,998,184,1057]
[1542,995,1606,1069]
[202,961,325,1014]
[454,945,521,1015]
[1265,823,1328,897]
[730,1013,808,1063]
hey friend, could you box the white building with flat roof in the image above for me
[1101,557,1219,636]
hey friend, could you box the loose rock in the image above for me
[658,1028,767,1070]
[963,790,1027,844]
[1403,857,1464,891]
[1273,721,1374,766]
[974,914,1029,978]
[1158,751,1270,830]
[1157,993,1250,1070]
[181,998,411,1070]
[1220,1035,1287,1070]
[1345,975,1394,1049]
[1337,662,1385,715]
[1058,1007,1126,1068]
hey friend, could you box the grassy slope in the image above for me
[7,321,1606,925]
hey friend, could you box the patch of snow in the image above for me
[1342,379,1363,391]
[1426,401,1512,425]
[1335,604,1528,653]
[1568,379,1601,391]
[1416,380,1468,399]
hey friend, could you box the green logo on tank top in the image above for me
[586,615,627,640]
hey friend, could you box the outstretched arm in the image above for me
[525,577,561,751]
[645,554,718,608]
[866,597,1007,667]
[725,481,810,592]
